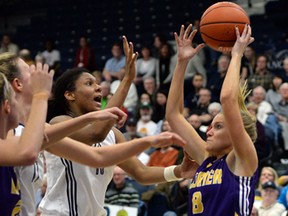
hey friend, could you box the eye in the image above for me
[215,123,222,129]
[85,81,93,86]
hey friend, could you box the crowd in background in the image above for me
[1,16,288,215]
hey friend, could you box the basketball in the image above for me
[199,1,250,52]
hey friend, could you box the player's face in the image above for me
[205,114,232,155]
[17,58,32,103]
[8,88,20,130]
[70,72,102,114]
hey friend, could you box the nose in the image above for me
[95,83,101,92]
[206,125,213,137]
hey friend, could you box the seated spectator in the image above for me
[248,54,273,91]
[266,75,283,108]
[184,88,212,124]
[271,83,288,150]
[278,184,288,210]
[110,68,138,114]
[143,76,157,103]
[256,181,286,216]
[105,166,140,208]
[206,55,230,102]
[102,42,125,82]
[152,89,168,124]
[100,81,111,109]
[255,167,281,207]
[136,102,157,138]
[187,114,207,141]
[147,120,179,167]
[0,34,19,54]
[183,72,205,102]
[135,46,157,95]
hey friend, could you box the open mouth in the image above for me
[94,95,102,103]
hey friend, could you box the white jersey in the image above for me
[14,124,44,216]
[40,130,116,216]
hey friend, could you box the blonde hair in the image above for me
[238,81,257,143]
[0,72,11,106]
[258,166,279,190]
[0,52,20,82]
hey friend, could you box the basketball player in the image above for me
[166,24,258,215]
[39,38,198,215]
[0,60,54,215]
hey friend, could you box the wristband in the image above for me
[33,92,50,100]
[164,165,181,182]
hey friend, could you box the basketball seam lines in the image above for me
[201,6,248,20]
[200,21,248,26]
[201,32,236,42]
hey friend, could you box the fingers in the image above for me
[184,24,193,39]
[179,25,185,40]
[171,133,187,147]
[195,43,206,54]
[122,36,129,56]
[235,26,240,39]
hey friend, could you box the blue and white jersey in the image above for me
[188,155,258,216]
[40,130,116,216]
[14,124,44,216]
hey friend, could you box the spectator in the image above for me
[105,166,140,208]
[41,38,61,79]
[18,49,34,66]
[136,102,157,138]
[0,34,19,55]
[187,114,207,140]
[74,36,96,71]
[102,42,125,82]
[278,184,288,210]
[184,88,212,124]
[248,55,273,91]
[266,75,283,108]
[100,81,111,109]
[256,181,286,216]
[143,76,157,103]
[207,54,230,102]
[272,83,288,150]
[110,68,138,114]
[135,46,157,95]
[147,120,179,167]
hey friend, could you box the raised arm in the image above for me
[166,24,206,164]
[221,25,257,176]
[0,63,54,166]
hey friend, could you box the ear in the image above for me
[3,99,11,114]
[64,91,75,101]
[11,78,22,93]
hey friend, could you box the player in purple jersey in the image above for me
[166,24,258,216]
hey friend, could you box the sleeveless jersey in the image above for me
[40,130,116,216]
[0,166,21,215]
[188,155,258,216]
[14,124,44,216]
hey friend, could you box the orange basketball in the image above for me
[199,1,250,52]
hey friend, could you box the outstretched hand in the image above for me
[178,151,199,179]
[231,24,254,57]
[93,107,127,128]
[174,24,205,61]
[30,62,54,96]
[149,131,187,148]
[123,36,138,80]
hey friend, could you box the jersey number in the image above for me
[192,191,204,214]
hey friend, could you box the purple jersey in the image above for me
[188,155,258,216]
[0,166,21,215]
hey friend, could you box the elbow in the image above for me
[19,151,38,166]
[220,93,237,105]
